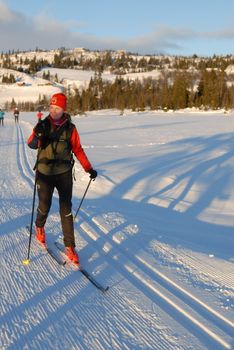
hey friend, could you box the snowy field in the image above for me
[0,110,234,350]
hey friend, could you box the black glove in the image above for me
[88,168,97,179]
[34,122,44,138]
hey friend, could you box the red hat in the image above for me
[50,93,67,110]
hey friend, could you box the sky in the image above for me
[1,0,234,56]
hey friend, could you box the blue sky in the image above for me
[1,0,234,56]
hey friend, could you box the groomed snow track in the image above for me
[0,117,233,350]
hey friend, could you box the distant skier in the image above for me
[37,110,43,121]
[13,107,19,123]
[0,109,5,126]
[27,93,98,265]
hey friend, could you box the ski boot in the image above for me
[36,226,46,244]
[65,246,79,265]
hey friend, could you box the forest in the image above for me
[1,49,234,113]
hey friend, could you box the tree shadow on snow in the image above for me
[79,132,234,261]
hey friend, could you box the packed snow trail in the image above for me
[0,112,234,350]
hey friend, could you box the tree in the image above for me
[10,98,17,110]
[171,72,189,109]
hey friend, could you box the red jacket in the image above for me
[37,111,43,120]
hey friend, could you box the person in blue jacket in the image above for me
[0,109,5,126]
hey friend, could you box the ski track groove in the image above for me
[18,123,35,177]
[0,123,93,350]
[72,236,189,348]
[16,123,34,188]
[3,122,165,350]
[2,266,90,350]
[155,241,234,291]
[77,224,208,350]
[0,122,21,199]
[2,118,233,350]
[92,211,234,299]
[98,289,178,350]
[98,215,234,334]
[78,210,233,350]
[81,276,173,349]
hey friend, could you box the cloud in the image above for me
[0,1,234,55]
[203,28,234,39]
[0,1,15,22]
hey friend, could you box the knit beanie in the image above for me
[50,93,67,110]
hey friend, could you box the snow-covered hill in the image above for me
[36,68,117,91]
[0,65,163,105]
[0,68,62,105]
[0,48,234,106]
[0,110,233,350]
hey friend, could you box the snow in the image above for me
[36,68,117,91]
[0,54,234,105]
[0,110,234,350]
[0,68,62,105]
[36,67,163,92]
[0,66,163,104]
[0,84,61,105]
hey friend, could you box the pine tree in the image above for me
[171,72,189,109]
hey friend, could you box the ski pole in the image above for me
[23,142,43,265]
[74,178,92,220]
[22,173,37,265]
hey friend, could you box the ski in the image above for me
[79,267,109,293]
[54,241,109,293]
[25,226,109,292]
[26,226,66,266]
[42,244,66,266]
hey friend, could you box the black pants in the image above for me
[36,169,75,247]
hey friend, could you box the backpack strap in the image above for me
[36,116,75,168]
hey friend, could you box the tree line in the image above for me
[1,48,234,113]
[1,49,234,74]
[66,69,234,114]
[3,69,234,114]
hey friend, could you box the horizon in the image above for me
[1,0,234,57]
[1,46,234,59]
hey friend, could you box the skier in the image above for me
[13,107,19,123]
[37,110,43,121]
[27,92,97,264]
[0,109,5,126]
